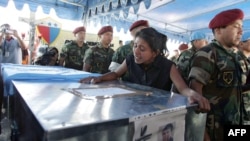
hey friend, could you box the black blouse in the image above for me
[126,54,174,91]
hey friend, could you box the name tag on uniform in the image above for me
[5,51,9,57]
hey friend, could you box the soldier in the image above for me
[176,32,207,83]
[108,20,149,72]
[238,32,250,124]
[189,9,246,140]
[83,25,114,74]
[168,49,179,63]
[118,40,123,47]
[178,43,188,53]
[59,26,89,70]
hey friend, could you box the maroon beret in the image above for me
[129,20,149,31]
[98,26,113,35]
[73,26,86,34]
[178,43,188,51]
[209,9,244,29]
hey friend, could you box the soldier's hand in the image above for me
[188,93,210,113]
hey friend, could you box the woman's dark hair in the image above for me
[135,27,167,56]
[158,32,168,55]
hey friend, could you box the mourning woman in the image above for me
[80,28,210,112]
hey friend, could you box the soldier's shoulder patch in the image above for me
[223,71,234,85]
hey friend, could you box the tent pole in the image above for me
[19,12,36,65]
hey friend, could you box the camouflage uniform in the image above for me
[189,40,245,141]
[84,43,114,74]
[112,41,133,64]
[60,40,89,70]
[170,47,196,93]
[243,90,250,124]
[176,47,196,82]
[236,51,250,124]
[169,56,178,64]
[111,41,133,80]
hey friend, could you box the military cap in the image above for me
[129,20,149,31]
[190,32,206,41]
[98,25,113,35]
[178,43,188,51]
[73,26,86,34]
[209,9,244,29]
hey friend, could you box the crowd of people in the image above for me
[79,8,250,141]
[0,7,250,141]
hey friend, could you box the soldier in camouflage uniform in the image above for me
[178,43,188,54]
[238,32,250,124]
[109,20,149,72]
[176,32,207,83]
[189,9,246,141]
[59,26,89,70]
[111,40,134,65]
[169,49,179,64]
[83,26,114,74]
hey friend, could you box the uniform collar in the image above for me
[212,39,235,53]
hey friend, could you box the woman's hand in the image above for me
[79,76,102,84]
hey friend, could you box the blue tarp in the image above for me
[1,63,100,96]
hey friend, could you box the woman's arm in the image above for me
[170,64,210,112]
[80,60,128,83]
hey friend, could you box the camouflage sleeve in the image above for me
[176,51,190,72]
[189,48,215,85]
[112,47,121,63]
[83,48,94,65]
[60,44,68,58]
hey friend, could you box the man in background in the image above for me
[176,32,207,83]
[0,23,27,64]
[83,25,114,74]
[238,32,250,124]
[118,40,123,47]
[59,26,89,70]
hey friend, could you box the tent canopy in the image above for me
[1,0,250,42]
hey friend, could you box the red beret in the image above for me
[209,9,244,29]
[178,43,188,51]
[98,26,113,35]
[129,20,149,31]
[73,26,86,34]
